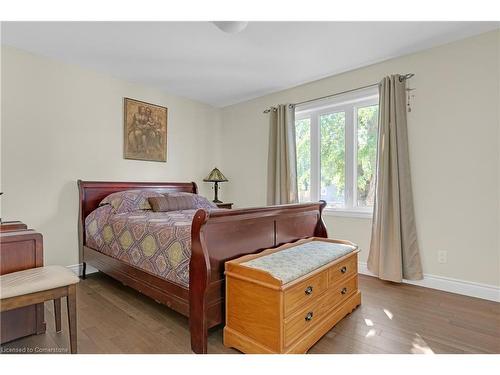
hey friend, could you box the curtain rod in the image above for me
[263,73,414,113]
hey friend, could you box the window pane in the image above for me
[295,118,311,202]
[357,105,379,207]
[320,112,345,208]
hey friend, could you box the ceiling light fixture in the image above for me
[211,21,248,34]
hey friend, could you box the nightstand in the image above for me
[216,202,233,209]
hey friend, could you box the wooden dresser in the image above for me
[224,237,361,354]
[0,223,45,344]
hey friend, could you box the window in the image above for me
[295,88,379,216]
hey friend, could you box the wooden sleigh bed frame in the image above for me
[77,180,328,353]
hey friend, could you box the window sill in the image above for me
[323,208,373,219]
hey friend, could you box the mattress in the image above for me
[85,205,201,287]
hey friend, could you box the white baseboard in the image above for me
[66,263,98,277]
[358,261,500,302]
[65,261,499,302]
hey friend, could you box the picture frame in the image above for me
[123,97,168,162]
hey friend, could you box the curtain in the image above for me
[267,104,298,205]
[367,75,423,282]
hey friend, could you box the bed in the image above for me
[77,180,328,353]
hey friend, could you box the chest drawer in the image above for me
[284,295,324,347]
[284,271,327,317]
[323,275,358,311]
[284,274,358,348]
[328,253,357,286]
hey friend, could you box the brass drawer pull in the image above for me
[305,286,313,295]
[341,287,348,295]
[305,312,314,322]
[340,266,347,274]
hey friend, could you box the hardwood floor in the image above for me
[1,273,499,354]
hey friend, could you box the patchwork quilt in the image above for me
[85,206,204,287]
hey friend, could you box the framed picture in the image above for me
[124,97,168,162]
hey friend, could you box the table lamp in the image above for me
[203,168,228,203]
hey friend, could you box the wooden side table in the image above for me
[216,202,233,209]
[0,226,46,344]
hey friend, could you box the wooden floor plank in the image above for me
[2,273,498,354]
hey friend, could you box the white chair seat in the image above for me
[0,265,80,299]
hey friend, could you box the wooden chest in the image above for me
[224,237,361,354]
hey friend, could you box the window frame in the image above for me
[295,87,379,218]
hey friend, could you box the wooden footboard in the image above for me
[189,202,327,353]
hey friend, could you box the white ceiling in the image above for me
[1,22,498,107]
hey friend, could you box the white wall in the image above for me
[220,30,500,287]
[1,46,221,267]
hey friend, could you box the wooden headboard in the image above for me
[77,180,198,261]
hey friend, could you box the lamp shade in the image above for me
[203,167,228,182]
